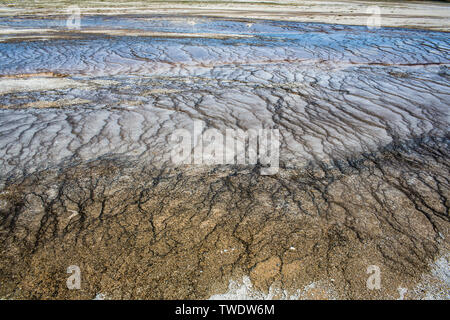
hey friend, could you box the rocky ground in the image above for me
[0,137,449,299]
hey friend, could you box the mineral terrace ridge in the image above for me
[0,1,449,300]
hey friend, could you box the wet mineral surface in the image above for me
[0,3,449,299]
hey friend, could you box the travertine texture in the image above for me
[0,6,449,299]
